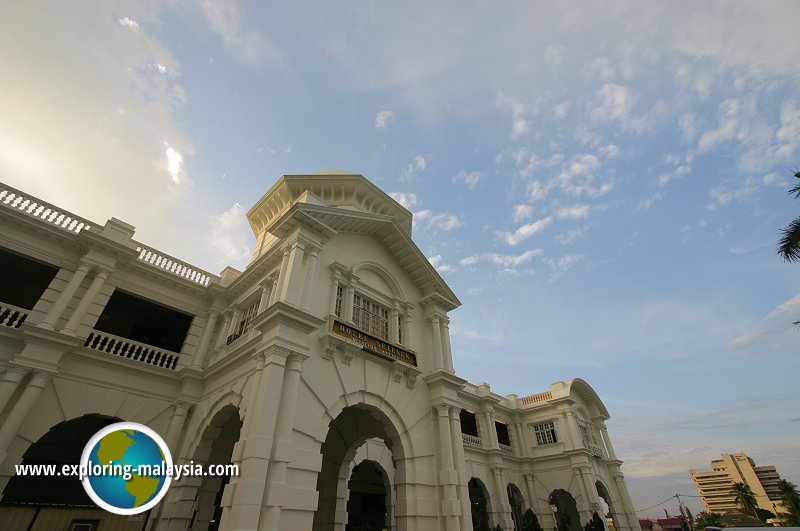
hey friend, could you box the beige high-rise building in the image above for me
[690,452,786,516]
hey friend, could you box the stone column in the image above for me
[40,261,91,329]
[278,241,307,306]
[299,246,319,310]
[191,311,218,369]
[431,316,444,370]
[440,317,454,372]
[525,473,557,530]
[390,306,399,343]
[165,402,191,454]
[435,405,460,531]
[258,281,272,313]
[563,409,582,450]
[275,246,292,303]
[0,366,29,414]
[513,421,527,457]
[612,471,639,531]
[449,407,473,531]
[492,467,514,531]
[344,283,355,322]
[259,351,309,530]
[218,349,287,530]
[482,408,498,449]
[328,273,341,316]
[575,466,599,523]
[62,267,109,334]
[598,424,617,460]
[215,310,233,349]
[0,371,52,462]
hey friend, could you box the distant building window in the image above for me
[495,421,511,446]
[238,300,259,336]
[353,293,389,340]
[335,285,344,318]
[460,409,479,437]
[533,421,558,446]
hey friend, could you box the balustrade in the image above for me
[0,184,92,234]
[0,302,28,329]
[461,433,482,448]
[84,331,180,370]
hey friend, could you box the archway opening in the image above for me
[187,406,241,531]
[550,489,581,531]
[469,478,491,531]
[346,460,389,531]
[314,405,404,531]
[508,483,525,531]
[596,481,616,531]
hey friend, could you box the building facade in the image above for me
[690,452,786,516]
[0,173,640,531]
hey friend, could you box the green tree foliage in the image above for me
[778,479,800,525]
[583,512,605,531]
[522,509,545,531]
[778,169,800,326]
[732,482,759,518]
[694,512,722,529]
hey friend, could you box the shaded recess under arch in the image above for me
[346,459,391,531]
[469,477,492,531]
[313,404,405,531]
[1,413,121,506]
[508,483,525,531]
[550,489,581,531]
[186,405,241,531]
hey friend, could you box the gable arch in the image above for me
[352,261,405,301]
[566,378,610,419]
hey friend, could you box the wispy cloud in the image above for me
[428,254,454,274]
[199,0,282,66]
[375,110,394,130]
[388,191,418,210]
[414,209,461,233]
[460,249,542,274]
[399,154,429,181]
[453,169,485,189]
[502,217,553,245]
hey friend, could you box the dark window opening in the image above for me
[95,290,193,352]
[495,421,511,446]
[1,414,120,506]
[0,247,58,310]
[460,409,479,437]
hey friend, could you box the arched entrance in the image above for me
[186,405,241,531]
[313,405,406,531]
[0,414,123,526]
[550,489,581,531]
[596,481,616,531]
[469,478,492,531]
[508,483,525,531]
[346,460,390,531]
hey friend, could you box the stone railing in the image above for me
[585,441,605,458]
[135,244,216,287]
[499,443,514,454]
[0,302,29,329]
[461,433,482,448]
[520,390,552,405]
[0,183,93,234]
[84,330,180,370]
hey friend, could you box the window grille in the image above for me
[334,285,344,317]
[533,421,558,445]
[238,300,259,335]
[353,293,389,340]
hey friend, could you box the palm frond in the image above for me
[778,216,800,262]
[789,169,800,199]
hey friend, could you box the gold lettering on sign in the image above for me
[332,320,418,367]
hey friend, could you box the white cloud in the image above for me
[555,225,589,246]
[460,249,543,274]
[512,204,534,223]
[556,204,590,219]
[428,254,454,274]
[502,217,553,245]
[728,292,800,352]
[590,83,634,124]
[209,203,251,270]
[118,16,139,30]
[545,253,584,281]
[415,209,462,233]
[553,101,571,119]
[453,169,485,189]
[636,192,665,211]
[375,110,394,130]
[388,192,418,210]
[165,145,184,184]
[511,117,530,139]
[399,155,429,181]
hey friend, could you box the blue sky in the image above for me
[2,0,799,518]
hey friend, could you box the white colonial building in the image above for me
[0,172,639,531]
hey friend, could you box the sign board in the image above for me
[332,320,418,367]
